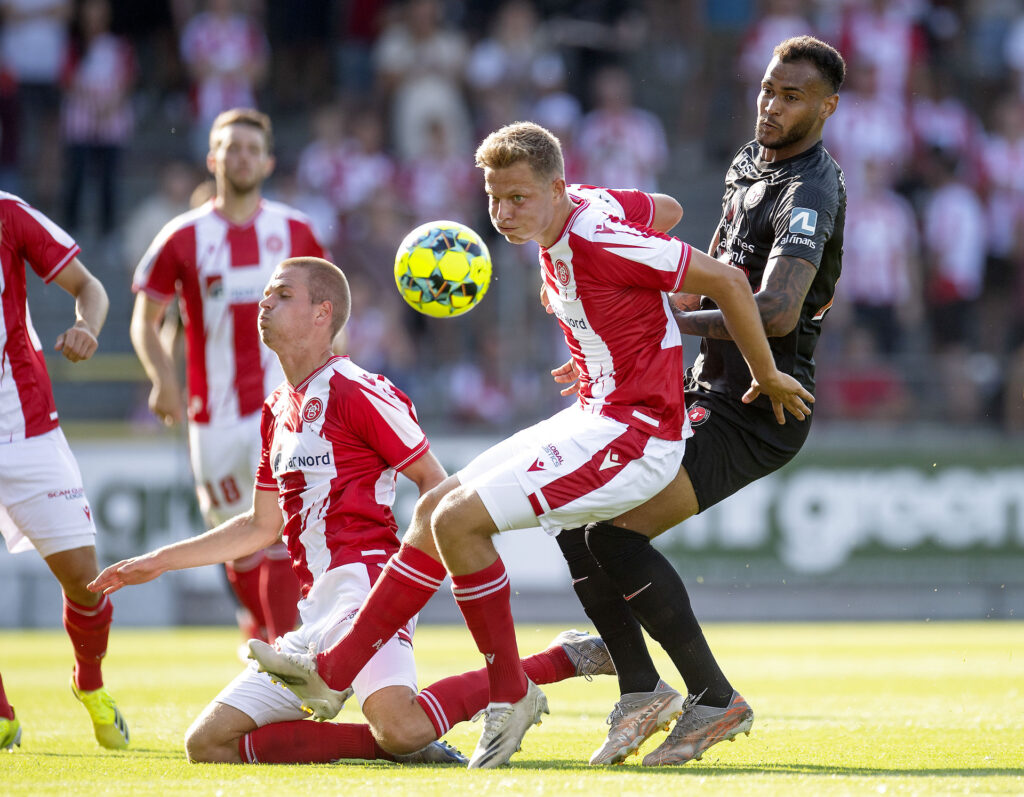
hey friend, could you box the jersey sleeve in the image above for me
[288,217,329,261]
[335,375,429,471]
[132,220,190,302]
[768,178,839,268]
[603,188,656,227]
[254,400,279,491]
[7,200,80,283]
[580,215,690,294]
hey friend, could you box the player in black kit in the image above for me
[552,35,846,767]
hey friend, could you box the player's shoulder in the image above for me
[261,197,315,226]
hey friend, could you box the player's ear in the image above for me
[263,154,277,180]
[552,176,566,201]
[820,92,839,121]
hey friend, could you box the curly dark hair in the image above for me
[774,35,846,94]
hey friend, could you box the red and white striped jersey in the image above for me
[0,192,81,443]
[133,199,327,425]
[543,189,691,441]
[255,356,430,598]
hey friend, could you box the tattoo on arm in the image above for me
[673,255,817,340]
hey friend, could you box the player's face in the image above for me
[755,57,838,161]
[208,123,274,195]
[258,268,314,352]
[484,161,565,248]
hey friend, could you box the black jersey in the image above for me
[689,139,845,408]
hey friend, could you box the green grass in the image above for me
[2,623,1022,795]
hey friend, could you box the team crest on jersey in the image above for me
[744,180,766,209]
[266,233,284,253]
[302,397,323,423]
[688,405,710,426]
[789,207,818,235]
[554,259,571,286]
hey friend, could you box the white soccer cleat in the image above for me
[247,639,352,721]
[589,679,684,765]
[467,679,549,769]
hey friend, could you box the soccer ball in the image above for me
[394,220,492,318]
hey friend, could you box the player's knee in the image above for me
[184,720,236,764]
[430,489,467,545]
[373,719,431,756]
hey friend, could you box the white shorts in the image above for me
[214,563,418,727]
[0,428,96,558]
[188,414,262,527]
[457,404,686,535]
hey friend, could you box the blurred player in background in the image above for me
[248,122,813,769]
[92,257,611,765]
[0,192,128,751]
[130,108,328,651]
[551,35,846,767]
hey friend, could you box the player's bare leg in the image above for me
[45,546,130,749]
[185,702,257,763]
[433,487,548,768]
[610,465,700,538]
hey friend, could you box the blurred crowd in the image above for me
[5,0,1024,433]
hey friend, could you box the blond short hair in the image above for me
[278,257,351,337]
[475,121,564,181]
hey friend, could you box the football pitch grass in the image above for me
[2,622,1022,795]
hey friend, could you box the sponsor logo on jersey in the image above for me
[789,207,818,235]
[744,180,766,209]
[302,397,324,423]
[273,451,282,474]
[599,450,622,471]
[528,443,564,472]
[205,274,224,299]
[284,452,332,470]
[47,487,85,500]
[688,405,710,426]
[555,259,571,286]
[553,306,589,331]
[777,234,816,249]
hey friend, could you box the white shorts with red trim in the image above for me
[214,562,418,727]
[457,404,685,535]
[0,428,96,558]
[188,413,262,527]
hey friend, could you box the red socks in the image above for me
[259,545,300,641]
[318,544,445,690]
[225,553,267,639]
[63,594,113,692]
[239,720,392,763]
[450,557,527,704]
[416,636,576,737]
[0,673,14,720]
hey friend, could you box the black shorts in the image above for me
[683,385,812,512]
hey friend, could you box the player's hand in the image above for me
[540,283,554,314]
[88,553,166,595]
[742,371,814,424]
[54,321,99,363]
[149,381,184,427]
[551,358,580,397]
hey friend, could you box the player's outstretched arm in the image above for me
[649,193,683,232]
[88,490,285,595]
[679,250,814,424]
[130,292,185,426]
[52,258,109,363]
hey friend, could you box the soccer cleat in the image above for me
[467,679,549,769]
[71,680,130,749]
[247,639,353,720]
[393,740,468,765]
[642,691,754,766]
[549,629,616,680]
[1,714,21,751]
[589,679,684,765]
